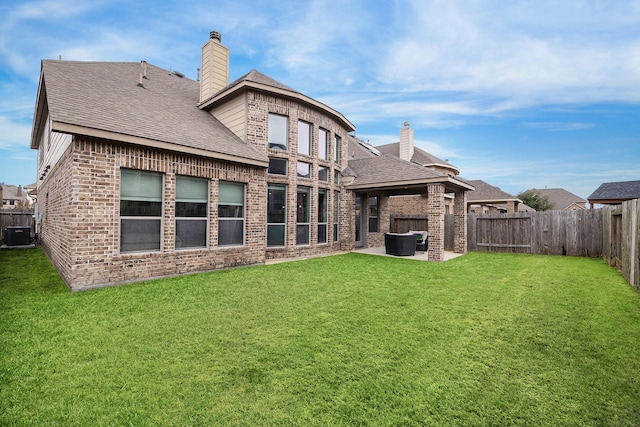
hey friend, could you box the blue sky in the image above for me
[1,0,639,199]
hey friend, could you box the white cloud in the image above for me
[0,116,32,151]
[524,122,595,132]
[377,0,640,109]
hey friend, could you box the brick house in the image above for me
[465,179,522,213]
[532,188,586,211]
[30,32,472,290]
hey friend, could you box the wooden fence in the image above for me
[0,209,35,244]
[468,210,604,257]
[602,200,639,292]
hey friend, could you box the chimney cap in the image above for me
[210,31,221,42]
[404,121,410,128]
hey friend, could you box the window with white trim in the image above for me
[268,113,288,150]
[318,166,328,182]
[268,158,287,175]
[298,120,311,155]
[318,189,327,244]
[218,181,245,246]
[368,196,379,232]
[318,128,328,160]
[175,176,208,249]
[333,191,339,242]
[120,169,162,253]
[296,186,310,245]
[297,161,311,178]
[267,184,286,247]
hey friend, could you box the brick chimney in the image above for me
[199,31,229,104]
[399,121,414,162]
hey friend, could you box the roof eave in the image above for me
[52,121,269,168]
[420,162,460,175]
[346,176,475,192]
[469,198,522,204]
[30,66,47,150]
[199,80,356,132]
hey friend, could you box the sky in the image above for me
[1,0,639,199]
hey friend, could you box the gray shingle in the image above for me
[41,60,267,164]
[464,179,519,202]
[588,180,640,201]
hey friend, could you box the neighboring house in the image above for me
[587,180,640,207]
[464,179,521,214]
[1,183,32,209]
[30,31,472,290]
[533,188,586,211]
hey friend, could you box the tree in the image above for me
[517,189,553,211]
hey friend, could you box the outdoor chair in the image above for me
[384,232,416,256]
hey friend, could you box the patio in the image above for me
[353,246,464,261]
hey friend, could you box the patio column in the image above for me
[453,189,467,254]
[427,183,445,262]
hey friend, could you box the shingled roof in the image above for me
[31,60,268,166]
[345,137,472,192]
[199,68,355,132]
[588,180,640,205]
[464,179,520,203]
[534,188,586,210]
[376,143,459,175]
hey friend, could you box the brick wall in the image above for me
[245,90,354,259]
[38,143,75,285]
[39,137,269,290]
[427,183,445,262]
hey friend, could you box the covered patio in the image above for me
[344,152,474,262]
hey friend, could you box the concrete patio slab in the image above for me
[352,246,464,262]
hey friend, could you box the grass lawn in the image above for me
[1,248,639,426]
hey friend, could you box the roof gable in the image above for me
[33,60,267,166]
[199,68,355,132]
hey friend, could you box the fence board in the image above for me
[468,210,603,257]
[0,209,35,244]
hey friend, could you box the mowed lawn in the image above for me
[1,249,639,426]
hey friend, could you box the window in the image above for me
[120,169,162,253]
[218,181,245,246]
[318,128,328,160]
[334,134,341,163]
[268,113,288,150]
[296,186,310,245]
[368,196,378,232]
[333,191,339,242]
[297,161,311,178]
[334,170,340,185]
[175,176,208,249]
[298,120,311,155]
[268,158,287,175]
[318,189,327,244]
[267,184,286,247]
[318,166,328,182]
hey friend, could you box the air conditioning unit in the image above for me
[5,226,31,246]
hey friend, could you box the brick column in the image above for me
[427,183,445,262]
[453,189,467,254]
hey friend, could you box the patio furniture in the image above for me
[384,233,416,256]
[410,230,428,251]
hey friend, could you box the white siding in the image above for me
[38,113,72,183]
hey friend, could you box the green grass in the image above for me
[1,248,639,426]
